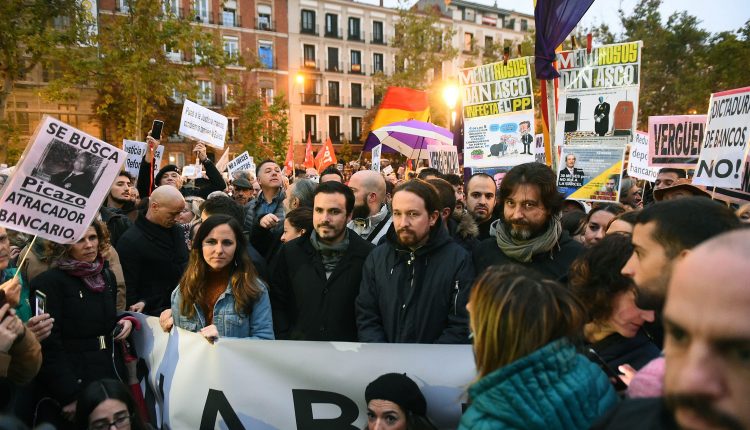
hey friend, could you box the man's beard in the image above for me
[351,203,371,220]
[109,193,129,206]
[507,220,546,240]
[634,283,667,312]
[666,394,744,430]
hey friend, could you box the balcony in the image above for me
[219,14,241,27]
[348,63,365,74]
[326,97,344,107]
[324,27,343,39]
[329,133,343,144]
[303,131,322,143]
[194,12,216,24]
[349,132,362,145]
[347,31,366,43]
[325,61,344,73]
[370,64,387,75]
[301,57,319,70]
[300,93,321,105]
[301,24,319,36]
[259,58,277,70]
[370,34,386,45]
[348,97,367,109]
[256,18,275,31]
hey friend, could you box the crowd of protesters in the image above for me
[0,133,748,430]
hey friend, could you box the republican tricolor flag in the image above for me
[370,87,430,131]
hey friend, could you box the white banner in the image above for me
[534,134,546,164]
[226,151,255,176]
[0,116,125,243]
[178,99,228,149]
[122,139,164,179]
[628,131,659,181]
[130,315,474,429]
[371,144,382,172]
[427,145,460,175]
[693,87,750,188]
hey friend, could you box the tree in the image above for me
[46,0,234,143]
[0,0,90,162]
[228,90,289,165]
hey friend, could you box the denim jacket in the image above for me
[171,279,274,339]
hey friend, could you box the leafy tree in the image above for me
[0,0,90,162]
[46,0,235,143]
[228,90,288,165]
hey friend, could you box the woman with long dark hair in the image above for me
[75,379,149,430]
[168,215,273,341]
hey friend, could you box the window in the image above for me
[163,0,179,16]
[329,116,341,143]
[171,88,184,103]
[260,86,274,104]
[222,8,236,27]
[165,41,181,62]
[168,152,186,168]
[351,83,362,107]
[58,104,78,127]
[505,18,515,30]
[13,102,29,134]
[485,36,493,48]
[327,47,339,71]
[301,10,316,33]
[305,115,317,142]
[464,32,474,52]
[258,5,272,30]
[372,21,384,43]
[117,0,129,12]
[462,8,475,22]
[259,41,274,68]
[373,53,383,73]
[328,81,340,106]
[521,19,528,31]
[227,117,239,142]
[303,44,316,68]
[197,80,213,105]
[223,36,239,63]
[223,84,235,105]
[195,0,209,22]
[350,50,361,72]
[325,13,339,37]
[351,117,362,143]
[348,17,360,40]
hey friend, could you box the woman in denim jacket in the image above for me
[163,215,273,341]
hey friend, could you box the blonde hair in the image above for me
[470,265,585,379]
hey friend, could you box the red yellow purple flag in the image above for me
[370,87,430,131]
[315,137,338,172]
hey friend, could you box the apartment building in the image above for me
[287,0,400,158]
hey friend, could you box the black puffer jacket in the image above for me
[356,224,475,344]
[116,212,189,315]
[270,230,374,341]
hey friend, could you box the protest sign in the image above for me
[122,139,164,179]
[371,144,382,172]
[459,57,536,168]
[712,154,750,204]
[226,151,255,176]
[178,99,228,149]
[628,131,660,181]
[130,314,473,430]
[534,134,546,164]
[471,165,513,189]
[382,164,394,175]
[693,87,750,188]
[0,116,125,243]
[557,144,626,202]
[555,41,642,146]
[181,165,197,178]
[648,115,706,168]
[427,145,460,175]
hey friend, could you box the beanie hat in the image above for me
[155,164,180,185]
[364,373,427,416]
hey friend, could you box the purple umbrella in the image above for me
[363,120,454,159]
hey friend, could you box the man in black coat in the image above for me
[49,152,95,197]
[473,162,583,281]
[116,185,189,316]
[270,181,374,341]
[357,180,474,344]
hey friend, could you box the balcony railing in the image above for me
[349,132,362,145]
[347,31,366,43]
[194,12,215,24]
[370,64,387,75]
[325,61,344,72]
[302,131,322,143]
[301,24,319,35]
[256,19,275,31]
[300,93,321,105]
[348,97,367,109]
[301,57,319,70]
[219,14,241,27]
[370,34,387,45]
[324,27,343,38]
[328,133,343,144]
[326,97,344,107]
[348,62,365,74]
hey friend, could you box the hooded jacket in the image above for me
[448,211,480,252]
[356,224,474,344]
[459,339,618,430]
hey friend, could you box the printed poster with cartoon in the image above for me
[460,57,535,168]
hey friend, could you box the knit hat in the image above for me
[155,164,180,185]
[365,373,427,416]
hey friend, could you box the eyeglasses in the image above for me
[89,413,132,430]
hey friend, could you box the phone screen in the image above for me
[35,290,47,316]
[151,120,164,140]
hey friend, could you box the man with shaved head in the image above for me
[116,185,189,316]
[347,170,392,245]
[593,229,750,429]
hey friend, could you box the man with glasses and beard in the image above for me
[473,162,583,280]
[347,170,392,245]
[593,229,750,430]
[357,180,474,344]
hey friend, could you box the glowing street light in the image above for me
[295,73,305,85]
[443,83,459,127]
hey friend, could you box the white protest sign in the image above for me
[628,131,660,181]
[693,87,750,188]
[371,144,382,172]
[122,139,164,179]
[181,165,196,178]
[178,99,228,149]
[226,151,255,176]
[382,164,394,175]
[130,315,473,430]
[427,145,460,175]
[0,116,125,243]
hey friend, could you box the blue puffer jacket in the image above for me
[459,339,617,430]
[171,279,274,339]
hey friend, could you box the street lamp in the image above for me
[296,73,305,85]
[443,83,459,128]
